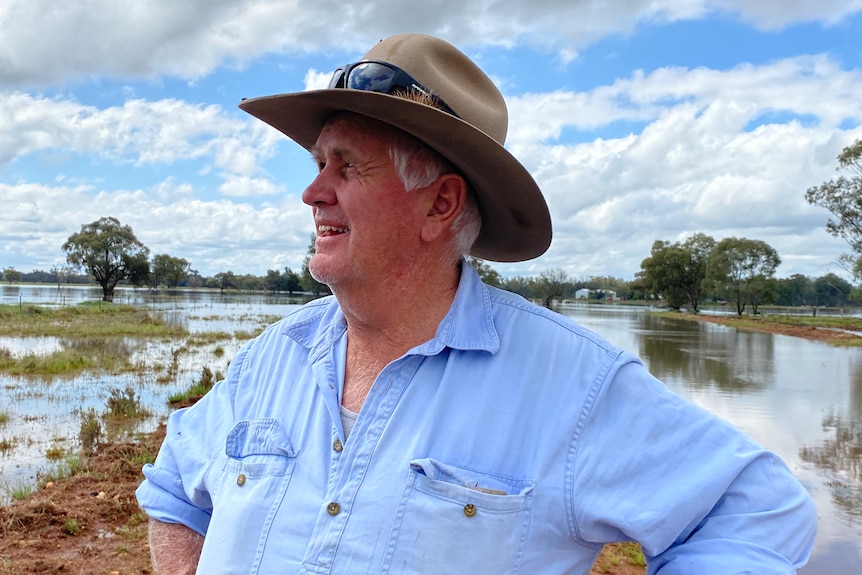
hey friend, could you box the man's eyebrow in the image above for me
[309,146,352,163]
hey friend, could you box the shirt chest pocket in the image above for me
[201,419,297,574]
[382,458,535,574]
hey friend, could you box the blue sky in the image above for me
[1,1,861,280]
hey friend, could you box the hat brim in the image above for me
[239,90,551,262]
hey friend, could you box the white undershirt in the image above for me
[340,404,359,440]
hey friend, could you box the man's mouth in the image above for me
[318,225,350,237]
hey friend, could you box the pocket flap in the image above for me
[225,418,296,459]
[410,458,534,497]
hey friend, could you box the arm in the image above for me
[149,518,204,575]
[571,359,816,573]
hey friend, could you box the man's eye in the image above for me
[316,161,326,172]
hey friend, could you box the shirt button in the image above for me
[236,473,246,487]
[333,439,343,452]
[327,502,341,516]
[463,503,477,517]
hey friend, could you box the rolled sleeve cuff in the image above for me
[136,463,212,537]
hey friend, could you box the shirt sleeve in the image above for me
[135,340,251,536]
[569,358,817,574]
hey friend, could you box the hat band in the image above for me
[328,60,461,119]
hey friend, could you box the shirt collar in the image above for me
[282,260,500,358]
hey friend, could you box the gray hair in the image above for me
[389,136,482,258]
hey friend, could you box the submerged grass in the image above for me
[0,303,188,338]
[0,337,140,376]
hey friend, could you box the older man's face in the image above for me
[302,114,431,290]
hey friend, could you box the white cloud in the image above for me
[1,2,861,281]
[0,179,312,275]
[502,55,862,279]
[1,1,860,88]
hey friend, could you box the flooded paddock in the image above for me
[0,285,858,572]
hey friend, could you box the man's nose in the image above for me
[302,170,337,207]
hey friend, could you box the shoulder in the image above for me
[485,285,619,353]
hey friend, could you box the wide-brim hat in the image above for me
[239,33,552,262]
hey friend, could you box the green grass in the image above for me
[104,386,150,419]
[38,454,91,486]
[0,304,190,377]
[0,411,9,425]
[0,303,188,338]
[64,518,82,535]
[591,542,646,572]
[45,444,67,460]
[168,366,222,406]
[1,480,35,501]
[657,310,862,331]
[756,314,862,330]
[78,407,102,454]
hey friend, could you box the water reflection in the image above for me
[637,315,775,391]
[556,305,862,572]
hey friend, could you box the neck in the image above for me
[336,258,461,349]
[334,258,461,412]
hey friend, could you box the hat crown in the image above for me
[362,34,508,146]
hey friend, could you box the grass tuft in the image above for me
[78,407,103,454]
[105,386,150,419]
[167,366,222,406]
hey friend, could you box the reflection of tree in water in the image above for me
[638,315,775,391]
[800,364,862,520]
[799,411,862,519]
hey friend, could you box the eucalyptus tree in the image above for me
[466,256,502,287]
[706,237,781,315]
[805,139,862,278]
[62,217,150,301]
[639,233,715,311]
[151,254,192,288]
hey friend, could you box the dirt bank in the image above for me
[673,313,862,344]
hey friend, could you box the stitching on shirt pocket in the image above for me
[202,418,297,575]
[381,458,535,574]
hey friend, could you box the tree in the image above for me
[300,233,331,297]
[213,271,237,293]
[62,217,150,301]
[805,139,862,277]
[813,273,853,308]
[466,256,502,287]
[126,253,152,288]
[706,237,781,315]
[2,267,22,283]
[678,233,716,312]
[536,268,569,307]
[282,268,302,294]
[639,234,715,312]
[775,274,815,307]
[151,254,191,288]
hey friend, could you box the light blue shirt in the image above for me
[136,263,816,574]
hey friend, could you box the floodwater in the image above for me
[559,302,862,574]
[1,285,859,572]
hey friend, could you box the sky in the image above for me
[1,0,861,281]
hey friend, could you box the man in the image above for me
[136,34,816,574]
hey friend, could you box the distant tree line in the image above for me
[2,160,860,316]
[1,218,331,302]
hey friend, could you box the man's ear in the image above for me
[420,174,467,243]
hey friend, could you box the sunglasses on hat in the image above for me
[328,60,460,119]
